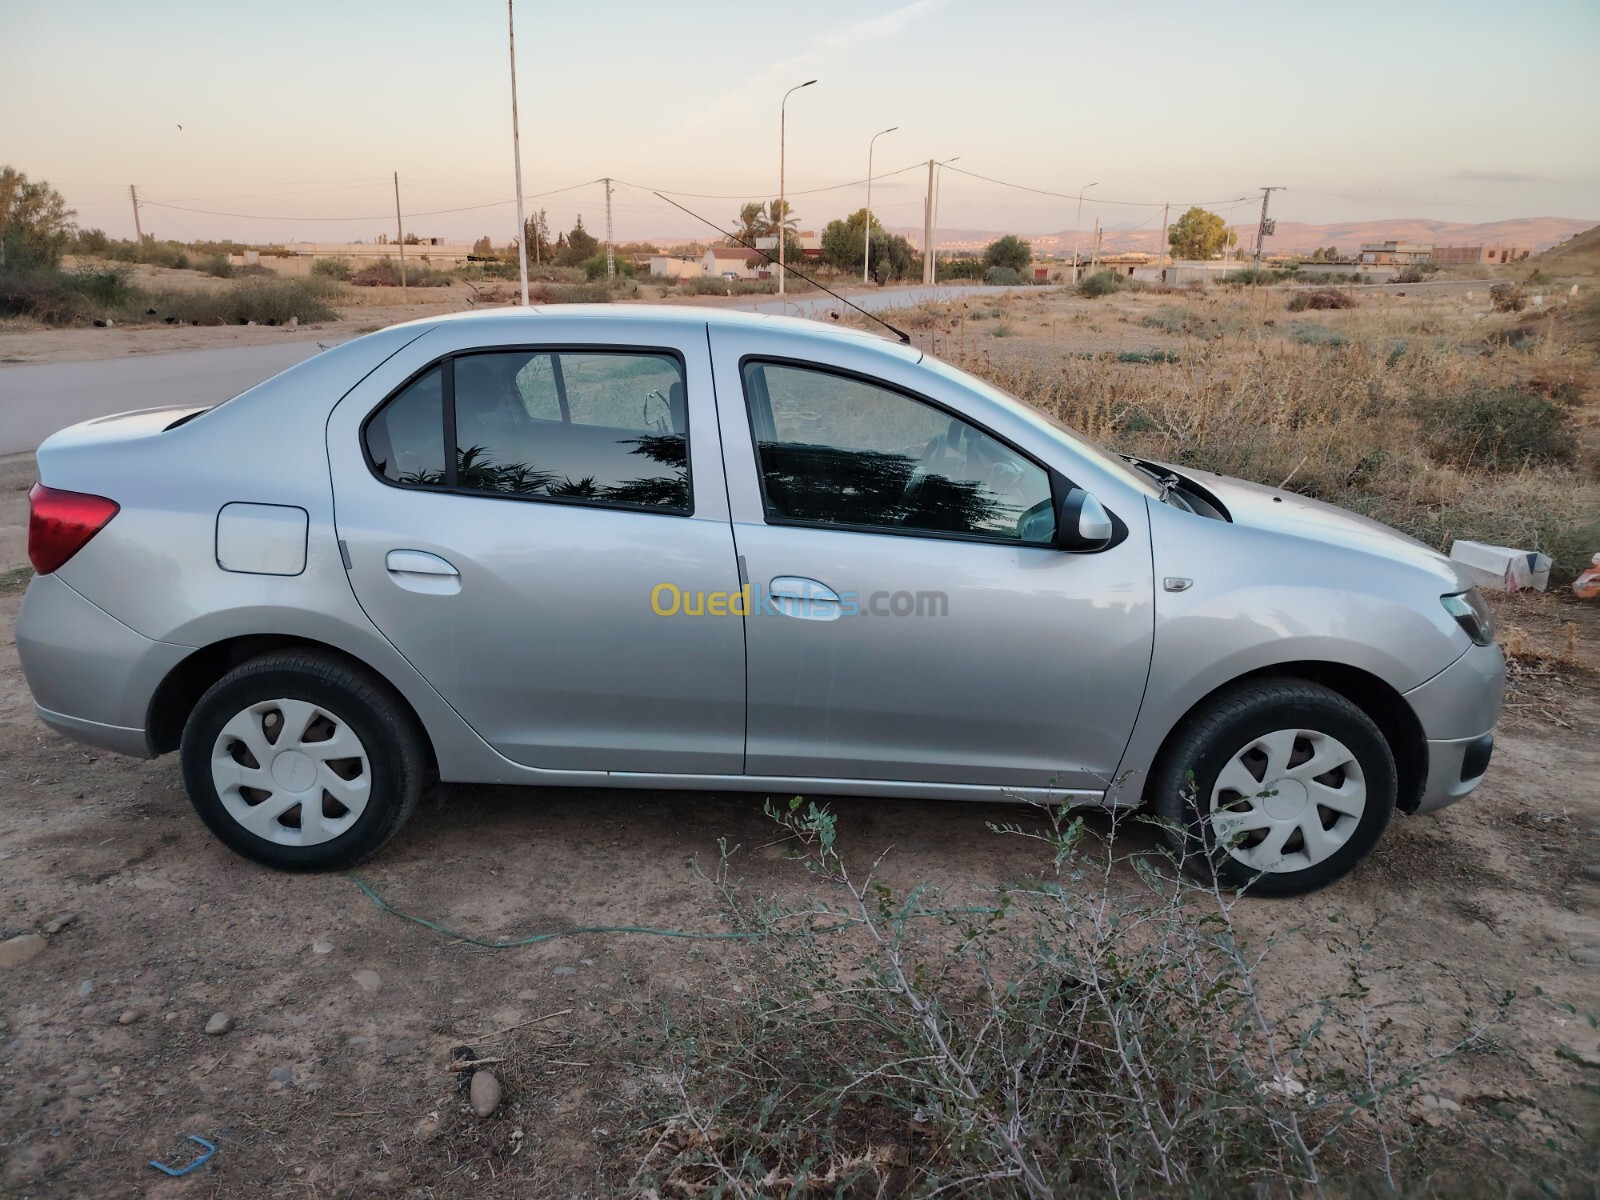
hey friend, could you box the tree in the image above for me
[732,202,766,244]
[472,235,494,257]
[983,234,1032,273]
[0,166,75,271]
[557,216,599,267]
[522,209,551,265]
[1167,206,1227,260]
[819,208,913,281]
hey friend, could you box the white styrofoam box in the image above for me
[1449,540,1551,592]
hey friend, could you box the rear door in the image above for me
[327,323,745,774]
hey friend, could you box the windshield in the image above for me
[917,354,1162,499]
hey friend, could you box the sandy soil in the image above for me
[1,326,1598,1195]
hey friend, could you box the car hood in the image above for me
[1175,467,1471,590]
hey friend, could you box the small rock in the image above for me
[1570,947,1600,967]
[353,969,381,992]
[469,1070,503,1117]
[267,1064,294,1083]
[42,913,78,935]
[204,1012,234,1036]
[0,934,47,969]
[1580,864,1600,883]
[311,940,334,955]
[77,980,94,999]
[67,1082,99,1098]
[118,1010,140,1026]
[414,1114,443,1141]
[164,1012,179,1023]
[553,966,577,977]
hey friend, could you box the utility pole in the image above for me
[1090,218,1101,272]
[604,177,615,282]
[393,172,407,291]
[508,0,530,305]
[922,159,935,285]
[129,185,144,242]
[1253,186,1284,267]
[1071,182,1097,283]
[1160,201,1169,274]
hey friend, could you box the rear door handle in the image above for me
[385,549,460,595]
[768,575,841,622]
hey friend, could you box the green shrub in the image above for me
[310,256,352,281]
[348,256,453,287]
[0,265,139,324]
[1412,383,1576,471]
[581,253,635,281]
[984,265,1023,286]
[1222,267,1282,285]
[1286,322,1346,347]
[1115,348,1180,363]
[200,253,233,278]
[1391,266,1425,284]
[135,276,340,325]
[1076,269,1122,297]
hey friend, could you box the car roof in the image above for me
[395,303,922,360]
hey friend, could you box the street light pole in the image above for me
[864,125,897,283]
[1071,182,1098,284]
[778,79,816,297]
[931,156,959,282]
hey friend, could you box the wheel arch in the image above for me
[1139,660,1428,815]
[146,634,440,777]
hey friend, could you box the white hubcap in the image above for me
[1209,728,1366,873]
[211,698,371,847]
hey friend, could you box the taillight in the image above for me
[28,484,119,575]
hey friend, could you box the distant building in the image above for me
[703,247,768,279]
[1357,241,1433,264]
[1432,244,1532,265]
[648,254,704,279]
[755,231,823,260]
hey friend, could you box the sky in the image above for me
[3,0,1597,247]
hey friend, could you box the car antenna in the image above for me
[652,192,912,345]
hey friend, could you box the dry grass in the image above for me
[866,285,1600,577]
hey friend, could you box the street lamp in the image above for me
[931,156,959,282]
[778,79,816,296]
[864,125,897,283]
[1071,182,1098,284]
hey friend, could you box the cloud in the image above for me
[686,0,946,128]
[1452,170,1552,183]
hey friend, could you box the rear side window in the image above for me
[363,349,691,514]
[742,360,1054,544]
[365,365,446,485]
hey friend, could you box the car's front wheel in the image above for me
[1149,679,1396,896]
[179,651,426,870]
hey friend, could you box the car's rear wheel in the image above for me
[1149,679,1396,896]
[179,651,425,870]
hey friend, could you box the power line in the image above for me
[940,164,1249,210]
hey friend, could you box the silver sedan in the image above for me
[16,306,1504,894]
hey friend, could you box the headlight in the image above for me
[1441,589,1494,646]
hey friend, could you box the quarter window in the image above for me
[365,365,446,486]
[742,360,1055,544]
[364,350,691,513]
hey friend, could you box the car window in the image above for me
[365,365,446,485]
[453,350,690,512]
[743,360,1055,544]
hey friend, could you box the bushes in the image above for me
[200,253,234,278]
[348,256,454,287]
[1412,383,1576,471]
[137,276,340,325]
[1391,266,1425,284]
[0,265,138,324]
[1076,269,1122,297]
[310,256,352,281]
[1286,287,1355,312]
[984,265,1024,286]
[1490,282,1526,313]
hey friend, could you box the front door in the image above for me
[329,332,745,774]
[709,330,1154,794]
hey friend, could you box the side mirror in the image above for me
[1055,487,1114,552]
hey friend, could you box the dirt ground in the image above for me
[2,296,1599,1196]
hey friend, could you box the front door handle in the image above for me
[385,549,460,595]
[768,576,841,622]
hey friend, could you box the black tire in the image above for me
[1149,678,1396,897]
[179,651,426,870]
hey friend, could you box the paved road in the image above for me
[0,340,328,456]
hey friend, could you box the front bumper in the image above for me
[1403,641,1506,814]
[15,574,191,758]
